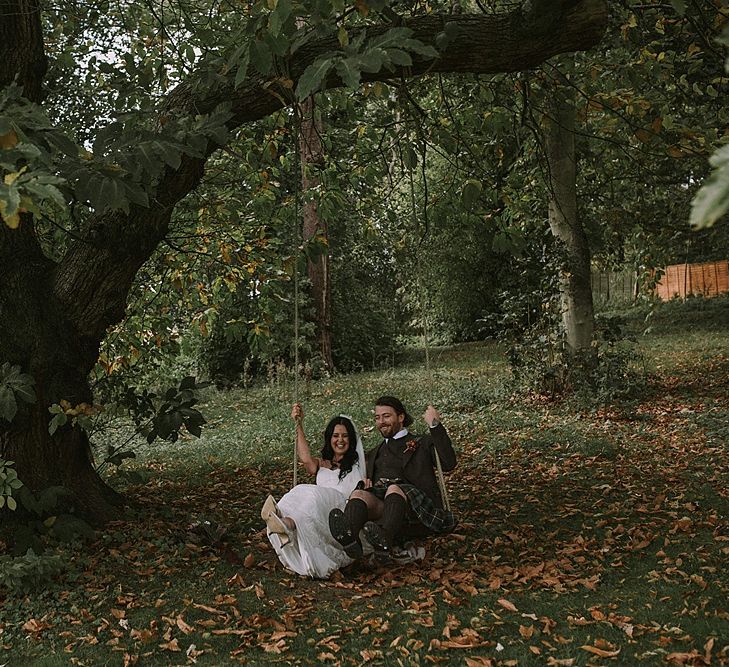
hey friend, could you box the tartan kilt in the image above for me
[368,483,458,534]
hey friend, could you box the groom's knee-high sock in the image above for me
[344,498,368,539]
[381,494,407,547]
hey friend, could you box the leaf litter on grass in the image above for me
[1,346,728,665]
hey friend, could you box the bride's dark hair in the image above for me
[321,416,359,480]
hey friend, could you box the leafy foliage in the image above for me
[690,144,729,229]
[0,85,69,228]
[0,459,23,511]
[296,27,439,99]
[0,549,66,592]
[144,376,208,444]
[690,26,729,229]
[47,400,99,436]
[0,362,36,423]
[89,376,209,474]
[2,303,728,663]
[0,482,90,591]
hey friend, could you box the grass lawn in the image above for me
[1,299,728,666]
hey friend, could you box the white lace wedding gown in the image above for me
[269,462,364,579]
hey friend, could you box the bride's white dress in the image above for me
[269,461,364,579]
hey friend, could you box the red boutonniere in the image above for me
[404,439,419,454]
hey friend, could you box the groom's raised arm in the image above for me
[424,405,457,472]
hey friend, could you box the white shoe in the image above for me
[261,495,292,547]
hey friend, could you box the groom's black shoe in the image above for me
[329,508,363,559]
[363,521,391,556]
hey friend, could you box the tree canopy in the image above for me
[0,0,611,520]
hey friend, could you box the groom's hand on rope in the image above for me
[424,405,440,429]
[291,403,303,422]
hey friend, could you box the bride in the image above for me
[261,403,368,579]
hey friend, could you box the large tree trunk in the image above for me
[1,0,608,523]
[0,221,126,522]
[299,97,334,371]
[544,82,595,357]
[0,0,122,521]
[0,0,47,102]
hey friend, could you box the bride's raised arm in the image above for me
[291,403,320,475]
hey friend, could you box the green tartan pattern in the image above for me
[368,482,457,533]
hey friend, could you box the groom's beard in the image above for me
[378,424,398,438]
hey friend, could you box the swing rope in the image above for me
[291,106,303,488]
[406,115,451,513]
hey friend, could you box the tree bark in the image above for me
[298,97,334,371]
[0,0,607,522]
[0,0,47,102]
[544,83,595,357]
[0,221,125,522]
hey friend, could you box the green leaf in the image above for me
[179,376,197,390]
[234,51,251,89]
[0,386,18,423]
[46,130,78,157]
[358,48,387,73]
[401,39,439,59]
[669,0,686,15]
[185,44,196,65]
[11,382,35,405]
[387,49,412,67]
[97,176,127,213]
[369,27,413,50]
[123,180,150,208]
[48,412,68,436]
[6,496,16,511]
[157,142,182,170]
[690,145,729,229]
[296,59,333,100]
[492,231,512,253]
[251,38,272,75]
[461,179,482,209]
[265,31,290,57]
[338,26,349,47]
[335,59,361,89]
[137,142,165,178]
[268,0,292,37]
[402,145,418,170]
[0,181,21,219]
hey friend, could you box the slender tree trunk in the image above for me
[298,97,334,371]
[544,82,595,357]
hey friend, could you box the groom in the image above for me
[328,395,457,559]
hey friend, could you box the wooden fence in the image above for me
[654,260,729,301]
[591,260,729,303]
[591,269,637,305]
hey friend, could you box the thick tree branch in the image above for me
[54,0,608,351]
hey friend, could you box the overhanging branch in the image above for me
[54,0,608,345]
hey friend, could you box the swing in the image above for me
[286,89,453,530]
[405,89,452,515]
